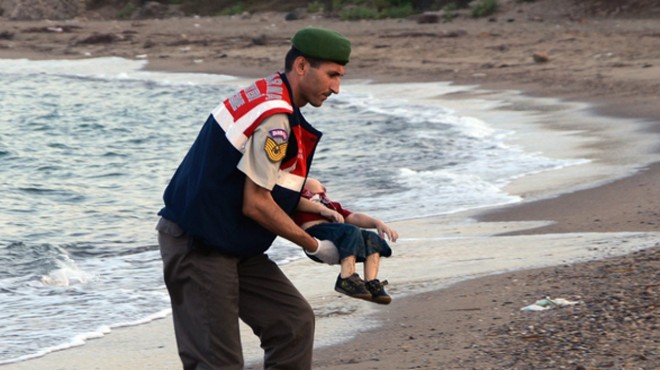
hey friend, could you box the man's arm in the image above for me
[243,178,340,264]
[236,115,338,263]
[242,177,319,253]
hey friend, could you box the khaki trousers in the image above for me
[157,217,315,370]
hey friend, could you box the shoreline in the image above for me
[1,8,659,369]
[1,65,656,367]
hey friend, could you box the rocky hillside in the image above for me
[0,0,85,20]
[0,0,658,20]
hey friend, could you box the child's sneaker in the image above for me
[366,279,391,305]
[335,273,372,301]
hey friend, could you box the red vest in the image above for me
[160,73,322,256]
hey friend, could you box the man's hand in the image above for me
[306,238,340,265]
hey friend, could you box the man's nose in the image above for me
[330,78,340,95]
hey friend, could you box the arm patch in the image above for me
[264,136,288,162]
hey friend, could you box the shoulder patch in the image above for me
[264,129,289,162]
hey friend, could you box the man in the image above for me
[156,27,350,370]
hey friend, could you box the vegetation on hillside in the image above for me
[86,0,658,20]
[87,0,528,19]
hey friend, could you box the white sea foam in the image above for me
[40,258,95,287]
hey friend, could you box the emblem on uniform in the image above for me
[264,129,288,162]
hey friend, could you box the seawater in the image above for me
[0,57,584,364]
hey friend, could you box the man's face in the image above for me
[298,60,345,108]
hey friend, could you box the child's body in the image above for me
[294,178,399,304]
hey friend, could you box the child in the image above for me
[295,178,399,304]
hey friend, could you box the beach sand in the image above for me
[1,1,658,368]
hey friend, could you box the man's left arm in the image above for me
[242,177,319,253]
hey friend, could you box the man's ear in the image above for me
[293,56,308,76]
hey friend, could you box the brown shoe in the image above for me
[335,273,372,301]
[365,279,391,305]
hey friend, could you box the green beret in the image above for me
[292,27,351,64]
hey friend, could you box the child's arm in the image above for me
[345,213,399,242]
[297,196,345,223]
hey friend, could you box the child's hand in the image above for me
[375,221,399,242]
[320,208,344,224]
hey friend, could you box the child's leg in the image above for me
[360,230,391,282]
[340,256,357,278]
[364,252,391,304]
[335,255,371,301]
[364,252,380,281]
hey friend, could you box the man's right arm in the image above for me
[243,178,340,264]
[236,114,339,263]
